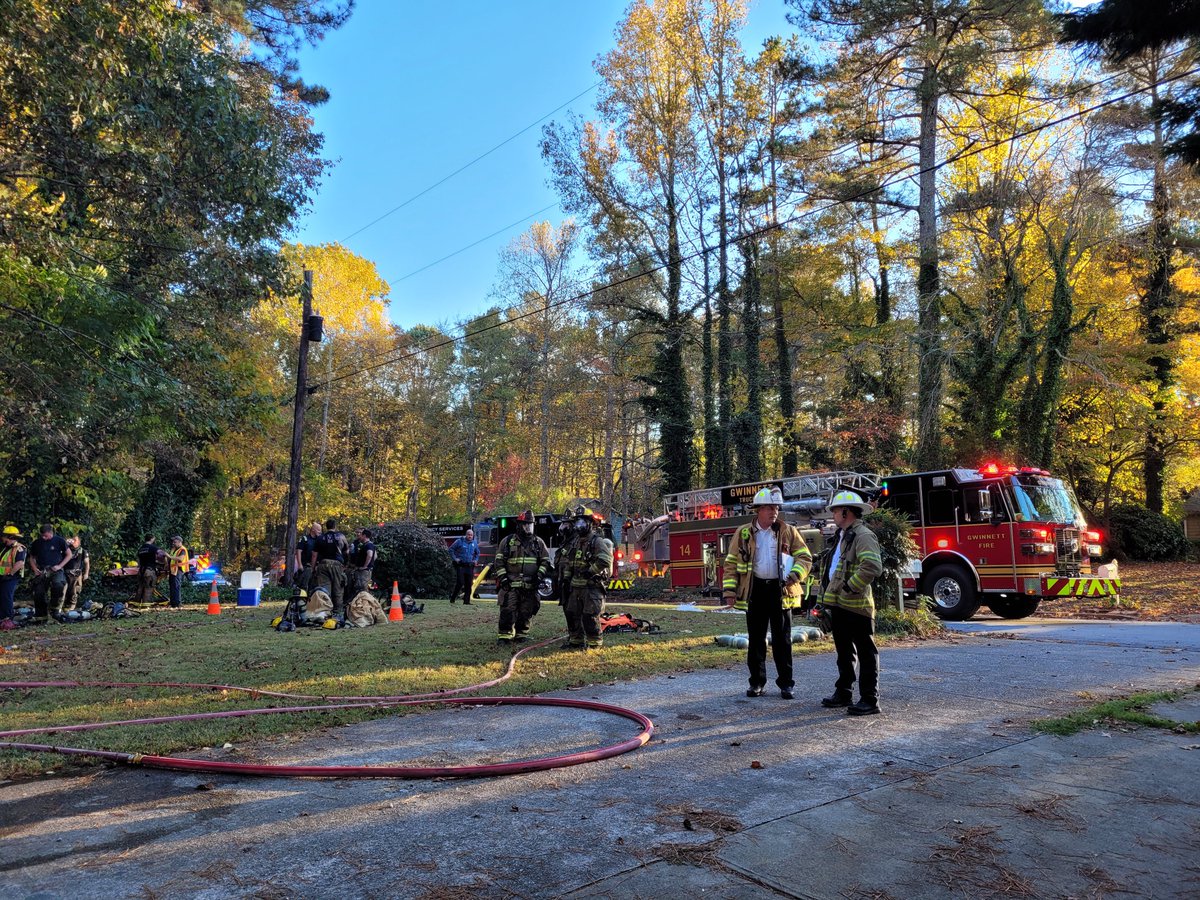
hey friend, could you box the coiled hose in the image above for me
[0,636,654,779]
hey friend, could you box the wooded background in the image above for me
[2,0,1197,568]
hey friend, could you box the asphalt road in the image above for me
[2,617,1198,899]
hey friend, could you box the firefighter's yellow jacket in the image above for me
[821,519,884,618]
[721,521,812,610]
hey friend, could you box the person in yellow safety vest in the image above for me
[722,487,813,700]
[818,490,884,716]
[1,525,28,629]
[560,506,613,649]
[166,536,189,609]
[493,510,550,644]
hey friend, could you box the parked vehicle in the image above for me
[663,464,1120,620]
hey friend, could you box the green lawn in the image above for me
[0,598,834,777]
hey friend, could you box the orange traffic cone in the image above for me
[388,581,404,622]
[207,578,221,615]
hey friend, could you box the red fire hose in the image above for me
[0,637,655,779]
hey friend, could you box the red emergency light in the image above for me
[615,549,624,560]
[978,462,1018,476]
[936,538,950,549]
[634,551,643,561]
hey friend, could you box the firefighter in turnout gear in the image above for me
[819,490,885,716]
[493,510,550,644]
[722,487,813,699]
[560,506,613,649]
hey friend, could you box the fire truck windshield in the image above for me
[1008,477,1086,527]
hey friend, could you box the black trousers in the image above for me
[450,563,474,602]
[830,606,879,702]
[746,578,793,690]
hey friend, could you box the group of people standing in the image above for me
[460,507,614,649]
[1,524,92,628]
[722,487,885,716]
[293,518,376,622]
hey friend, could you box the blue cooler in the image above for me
[238,570,264,606]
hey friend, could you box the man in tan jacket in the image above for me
[722,487,813,699]
[819,490,885,716]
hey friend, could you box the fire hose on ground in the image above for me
[0,636,655,779]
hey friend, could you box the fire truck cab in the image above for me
[881,464,1118,620]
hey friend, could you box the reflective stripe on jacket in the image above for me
[493,533,550,589]
[822,519,883,618]
[721,522,812,610]
[563,532,612,589]
[0,543,25,578]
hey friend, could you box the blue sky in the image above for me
[293,0,795,329]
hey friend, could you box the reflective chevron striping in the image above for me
[607,579,634,590]
[1045,577,1121,597]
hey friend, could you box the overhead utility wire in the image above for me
[394,202,560,282]
[340,82,601,243]
[307,64,1200,396]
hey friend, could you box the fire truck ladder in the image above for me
[665,472,883,521]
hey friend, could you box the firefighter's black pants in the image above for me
[830,606,879,703]
[746,577,793,690]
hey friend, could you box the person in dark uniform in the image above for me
[493,510,550,644]
[29,524,73,620]
[134,534,159,604]
[347,528,377,595]
[559,506,613,650]
[295,522,320,592]
[63,535,91,612]
[448,528,478,603]
[313,517,350,619]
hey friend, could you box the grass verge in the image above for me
[0,599,828,777]
[1031,687,1200,736]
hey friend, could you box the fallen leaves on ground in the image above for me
[1038,562,1200,622]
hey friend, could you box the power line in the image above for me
[394,202,560,282]
[307,64,1200,394]
[340,82,600,243]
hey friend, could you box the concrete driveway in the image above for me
[2,619,1198,899]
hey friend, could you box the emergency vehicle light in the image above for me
[615,549,624,560]
[499,518,507,528]
[936,538,950,549]
[634,551,642,561]
[978,462,1019,476]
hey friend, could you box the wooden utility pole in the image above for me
[284,270,313,585]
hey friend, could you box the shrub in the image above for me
[612,575,671,601]
[372,520,454,598]
[876,601,943,637]
[1106,503,1193,562]
[864,505,919,608]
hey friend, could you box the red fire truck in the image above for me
[663,472,878,596]
[664,465,1121,621]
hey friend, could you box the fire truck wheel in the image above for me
[987,597,1040,619]
[923,563,980,621]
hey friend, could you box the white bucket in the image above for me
[240,570,264,590]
